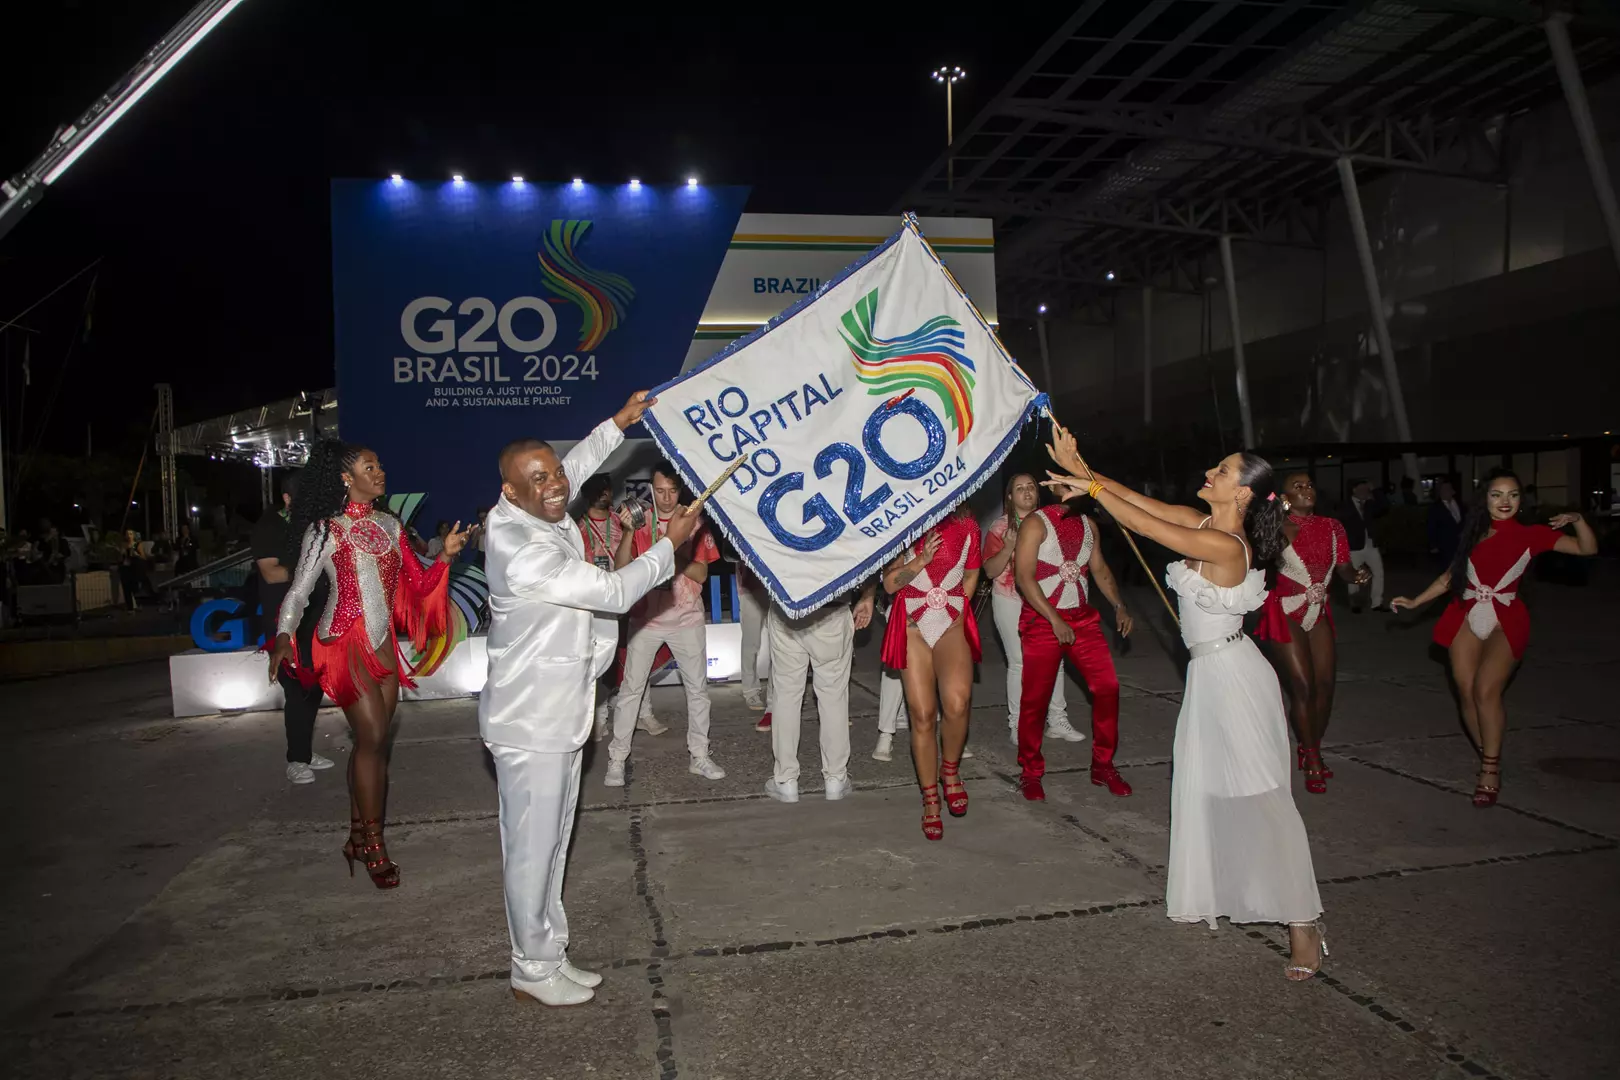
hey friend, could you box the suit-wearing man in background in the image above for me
[1427,479,1465,571]
[1338,479,1388,612]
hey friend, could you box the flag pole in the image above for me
[1042,409,1180,628]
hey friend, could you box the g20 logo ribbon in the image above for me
[641,216,1041,618]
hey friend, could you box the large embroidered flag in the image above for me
[643,215,1044,617]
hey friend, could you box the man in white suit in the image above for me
[481,391,702,1008]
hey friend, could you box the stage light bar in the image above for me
[0,0,250,242]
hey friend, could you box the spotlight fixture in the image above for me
[572,177,584,187]
[511,175,524,184]
[629,178,642,189]
[1105,271,1116,281]
[452,173,465,183]
[1038,303,1048,315]
[389,173,403,183]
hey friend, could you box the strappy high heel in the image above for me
[920,784,943,841]
[355,818,400,889]
[1301,747,1327,795]
[342,818,364,877]
[1473,754,1501,808]
[1299,743,1334,780]
[940,758,968,817]
[1284,920,1328,981]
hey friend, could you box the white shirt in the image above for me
[479,419,675,753]
[1444,499,1461,523]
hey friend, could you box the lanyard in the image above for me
[585,514,611,556]
[653,513,670,546]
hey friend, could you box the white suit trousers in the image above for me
[611,621,712,760]
[990,590,1067,729]
[876,667,907,734]
[767,605,853,784]
[739,583,769,694]
[487,742,582,983]
[1349,545,1385,608]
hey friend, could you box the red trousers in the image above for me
[1017,605,1120,780]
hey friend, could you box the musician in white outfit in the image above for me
[763,582,876,802]
[481,391,702,1008]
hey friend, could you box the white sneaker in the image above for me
[764,777,799,803]
[689,755,726,780]
[286,762,315,784]
[823,775,851,801]
[308,752,335,770]
[872,733,894,762]
[511,970,594,1007]
[742,687,766,711]
[1046,717,1088,743]
[1008,726,1019,746]
[637,712,669,736]
[961,746,975,760]
[560,959,602,988]
[593,703,611,741]
[603,760,626,788]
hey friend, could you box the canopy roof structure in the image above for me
[173,389,337,467]
[895,0,1620,320]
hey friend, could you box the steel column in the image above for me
[1336,158,1415,451]
[1217,235,1255,448]
[1141,286,1153,426]
[1545,12,1620,275]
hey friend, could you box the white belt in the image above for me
[1187,631,1245,659]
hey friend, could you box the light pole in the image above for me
[931,66,965,192]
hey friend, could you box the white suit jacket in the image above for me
[479,419,675,753]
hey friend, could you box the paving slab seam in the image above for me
[1242,929,1519,1080]
[626,796,681,1080]
[39,958,661,1020]
[1056,812,1163,879]
[1316,841,1616,887]
[1336,752,1618,842]
[680,898,1163,960]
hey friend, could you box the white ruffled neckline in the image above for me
[1164,561,1268,615]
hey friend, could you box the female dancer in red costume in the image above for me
[267,440,469,887]
[1254,473,1371,794]
[1391,469,1595,806]
[882,505,981,840]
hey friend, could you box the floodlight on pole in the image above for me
[930,66,965,192]
[0,0,250,244]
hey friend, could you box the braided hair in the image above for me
[289,439,369,549]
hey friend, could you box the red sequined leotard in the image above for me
[881,512,983,667]
[1432,518,1562,660]
[278,502,454,706]
[1255,514,1350,643]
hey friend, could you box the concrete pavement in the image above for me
[2,563,1617,1079]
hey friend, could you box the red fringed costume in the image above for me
[1254,514,1350,643]
[277,502,453,707]
[881,512,983,668]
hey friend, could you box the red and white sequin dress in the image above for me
[278,502,453,706]
[1432,518,1562,659]
[1255,514,1350,642]
[881,513,983,667]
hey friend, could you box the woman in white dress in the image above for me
[1045,430,1326,980]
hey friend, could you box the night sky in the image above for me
[2,0,1060,453]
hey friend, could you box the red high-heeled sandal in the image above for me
[354,818,400,889]
[342,818,364,877]
[920,783,943,841]
[1472,754,1500,808]
[1301,747,1327,795]
[940,759,968,817]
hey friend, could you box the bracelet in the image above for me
[1088,480,1105,500]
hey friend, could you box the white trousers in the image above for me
[877,668,908,734]
[1349,545,1384,608]
[767,605,853,784]
[611,621,711,760]
[990,590,1067,729]
[739,584,769,694]
[487,742,582,983]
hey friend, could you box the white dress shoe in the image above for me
[560,959,603,988]
[1045,717,1088,743]
[603,761,626,788]
[872,733,894,762]
[823,775,851,801]
[308,752,335,770]
[511,970,594,1007]
[689,755,726,780]
[765,777,799,803]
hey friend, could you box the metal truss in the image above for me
[996,101,1506,179]
[946,192,1322,247]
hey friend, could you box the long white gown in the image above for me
[1164,555,1322,928]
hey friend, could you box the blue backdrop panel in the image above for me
[331,179,750,524]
